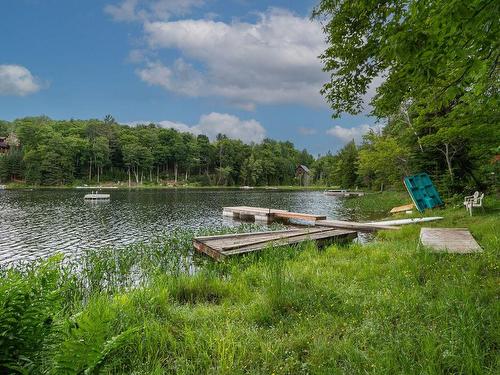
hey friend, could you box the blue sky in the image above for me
[0,0,376,155]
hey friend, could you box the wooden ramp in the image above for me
[419,228,482,253]
[194,227,357,260]
[390,203,415,214]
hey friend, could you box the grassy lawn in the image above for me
[1,196,498,374]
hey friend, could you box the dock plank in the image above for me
[219,228,333,251]
[223,206,326,222]
[274,212,327,221]
[419,228,482,253]
[193,228,357,260]
[223,229,356,256]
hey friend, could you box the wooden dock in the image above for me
[193,227,357,260]
[419,228,482,253]
[223,206,326,223]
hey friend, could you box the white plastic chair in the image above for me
[463,191,484,216]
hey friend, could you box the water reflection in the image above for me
[0,189,375,264]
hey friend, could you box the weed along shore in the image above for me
[1,193,498,374]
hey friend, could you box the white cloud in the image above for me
[135,8,328,109]
[128,112,266,143]
[298,127,317,135]
[105,0,204,22]
[326,124,372,143]
[0,64,43,96]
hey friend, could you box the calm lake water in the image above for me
[0,189,374,264]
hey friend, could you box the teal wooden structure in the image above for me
[403,173,444,212]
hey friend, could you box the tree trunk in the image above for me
[174,163,178,183]
[128,166,131,187]
[97,164,100,184]
[156,165,160,184]
[133,166,139,184]
[444,143,454,181]
[403,108,424,153]
[89,160,92,182]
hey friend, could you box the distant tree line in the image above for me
[0,116,314,186]
[0,114,497,192]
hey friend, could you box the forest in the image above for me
[0,111,498,194]
[0,116,314,187]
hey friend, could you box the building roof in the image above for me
[297,165,310,173]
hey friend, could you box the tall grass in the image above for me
[0,202,498,374]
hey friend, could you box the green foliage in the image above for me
[312,141,360,188]
[0,256,67,373]
[358,131,411,188]
[314,0,500,193]
[1,117,314,187]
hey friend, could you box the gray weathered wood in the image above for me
[419,228,482,253]
[193,228,357,260]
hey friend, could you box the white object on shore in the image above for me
[463,191,484,216]
[0,185,6,190]
[77,186,118,189]
[367,217,444,226]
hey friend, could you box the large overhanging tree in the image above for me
[313,0,499,185]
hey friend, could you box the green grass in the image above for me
[1,198,499,374]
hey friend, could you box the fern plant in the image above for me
[0,256,66,373]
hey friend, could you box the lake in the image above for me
[0,189,374,264]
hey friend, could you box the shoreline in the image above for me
[3,183,339,191]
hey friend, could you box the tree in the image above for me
[358,132,411,189]
[333,141,359,188]
[103,115,116,125]
[314,0,500,191]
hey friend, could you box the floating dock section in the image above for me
[223,206,326,224]
[194,227,357,260]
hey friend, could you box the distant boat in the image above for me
[240,186,254,190]
[84,192,110,200]
[324,189,364,197]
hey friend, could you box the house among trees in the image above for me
[296,165,311,186]
[0,137,9,154]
